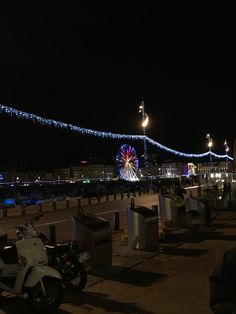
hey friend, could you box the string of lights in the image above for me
[0,104,234,160]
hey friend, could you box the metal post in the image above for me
[113,212,120,231]
[3,207,7,217]
[139,101,148,175]
[77,206,84,216]
[152,204,158,215]
[52,201,57,211]
[21,205,26,216]
[48,224,56,244]
[39,203,42,212]
[206,133,213,186]
[77,198,81,209]
[130,198,135,209]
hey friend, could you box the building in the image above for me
[71,163,117,181]
[161,162,186,177]
[53,168,71,181]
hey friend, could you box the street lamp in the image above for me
[206,133,214,187]
[206,133,213,166]
[224,139,229,176]
[139,101,149,174]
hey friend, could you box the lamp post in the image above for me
[206,133,213,166]
[206,133,213,186]
[224,139,229,178]
[139,101,149,176]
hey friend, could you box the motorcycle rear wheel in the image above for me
[63,261,87,291]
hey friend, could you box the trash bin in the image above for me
[187,197,206,222]
[71,213,112,276]
[127,205,159,251]
[158,194,178,225]
[187,197,212,225]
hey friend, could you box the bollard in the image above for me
[114,194,117,200]
[113,212,120,231]
[127,191,130,198]
[121,193,124,199]
[39,203,42,212]
[3,207,7,217]
[88,197,91,205]
[48,224,56,244]
[77,198,81,208]
[77,206,84,216]
[52,201,57,211]
[21,205,25,216]
[152,204,158,215]
[130,198,135,209]
[106,194,109,202]
[138,190,141,196]
[66,199,70,209]
[77,198,83,216]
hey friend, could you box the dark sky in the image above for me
[0,2,234,170]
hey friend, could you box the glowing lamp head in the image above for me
[139,105,143,113]
[224,140,229,153]
[208,140,213,148]
[142,114,149,128]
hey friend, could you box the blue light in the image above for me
[0,103,234,160]
[4,198,15,206]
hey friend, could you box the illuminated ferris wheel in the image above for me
[116,144,139,181]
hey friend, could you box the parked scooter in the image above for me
[18,212,90,291]
[42,235,89,291]
[0,222,64,312]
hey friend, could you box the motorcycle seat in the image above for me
[46,242,71,255]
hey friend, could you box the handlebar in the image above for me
[15,224,28,232]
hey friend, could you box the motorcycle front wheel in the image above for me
[28,277,63,313]
[63,261,87,291]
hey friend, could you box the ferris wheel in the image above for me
[116,144,139,181]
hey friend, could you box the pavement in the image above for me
[59,210,236,314]
[1,195,236,313]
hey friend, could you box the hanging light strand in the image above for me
[0,103,233,160]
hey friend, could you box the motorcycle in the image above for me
[18,212,90,291]
[0,222,64,313]
[43,236,89,291]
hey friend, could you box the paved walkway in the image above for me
[60,210,236,314]
[1,204,236,313]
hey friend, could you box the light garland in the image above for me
[0,104,234,160]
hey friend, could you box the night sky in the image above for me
[0,2,234,171]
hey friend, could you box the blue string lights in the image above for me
[0,104,233,160]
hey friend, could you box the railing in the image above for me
[0,188,156,218]
[0,185,201,219]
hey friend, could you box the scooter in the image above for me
[42,235,89,291]
[0,221,64,312]
[17,212,90,291]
